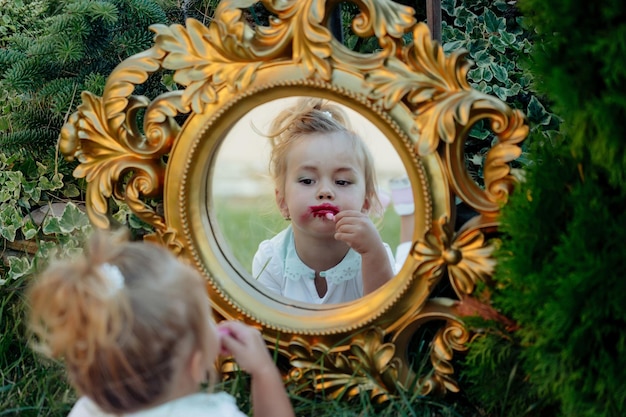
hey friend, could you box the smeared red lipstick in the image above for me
[309,203,339,219]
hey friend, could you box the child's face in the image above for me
[277,132,369,236]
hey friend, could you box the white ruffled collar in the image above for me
[283,232,361,285]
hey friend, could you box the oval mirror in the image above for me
[168,85,433,333]
[60,0,528,401]
[210,96,414,305]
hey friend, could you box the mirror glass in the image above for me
[209,97,411,304]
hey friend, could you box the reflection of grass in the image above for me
[214,196,402,275]
[378,210,401,254]
[214,195,285,274]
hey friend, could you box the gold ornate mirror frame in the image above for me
[60,0,528,402]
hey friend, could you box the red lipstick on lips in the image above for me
[309,203,339,219]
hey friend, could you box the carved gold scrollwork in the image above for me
[59,0,527,403]
[150,19,261,112]
[443,104,528,216]
[338,0,415,51]
[367,24,474,152]
[412,216,496,298]
[419,320,470,395]
[288,328,402,403]
[142,228,186,257]
[60,90,173,230]
[367,21,528,216]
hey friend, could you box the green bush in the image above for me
[0,0,176,163]
[519,0,626,188]
[461,1,626,416]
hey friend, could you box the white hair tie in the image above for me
[322,110,332,119]
[100,263,125,294]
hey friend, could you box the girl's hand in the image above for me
[217,321,276,376]
[333,210,384,255]
[333,210,394,295]
[217,321,295,417]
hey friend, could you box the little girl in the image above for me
[252,98,396,304]
[27,230,294,417]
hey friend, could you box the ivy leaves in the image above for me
[0,167,65,242]
[0,153,91,283]
[440,0,556,182]
[443,3,528,103]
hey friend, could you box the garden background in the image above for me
[1,0,624,416]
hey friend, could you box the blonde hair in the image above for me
[267,98,382,216]
[27,230,216,414]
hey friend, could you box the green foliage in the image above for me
[0,152,91,281]
[459,325,549,417]
[0,151,91,415]
[440,0,559,182]
[178,0,222,25]
[518,0,626,187]
[491,143,626,417]
[339,2,426,53]
[442,0,532,104]
[0,0,48,42]
[0,274,75,416]
[461,1,626,416]
[0,0,174,160]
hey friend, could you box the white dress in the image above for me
[252,225,403,304]
[68,392,247,417]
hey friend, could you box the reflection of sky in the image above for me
[213,98,408,197]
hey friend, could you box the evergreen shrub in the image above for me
[461,1,626,416]
[0,0,176,162]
